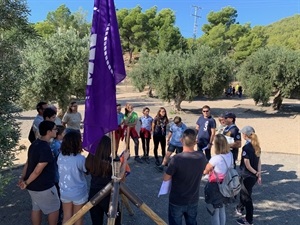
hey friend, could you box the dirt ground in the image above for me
[1,85,300,225]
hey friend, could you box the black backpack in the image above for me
[28,126,36,143]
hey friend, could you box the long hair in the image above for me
[67,101,77,113]
[125,103,133,116]
[155,107,169,124]
[85,136,112,177]
[248,133,261,157]
[60,131,82,156]
[214,134,230,155]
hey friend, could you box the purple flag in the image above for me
[83,0,126,154]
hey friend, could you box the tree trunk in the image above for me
[147,87,153,98]
[272,90,283,110]
[173,97,183,112]
[129,49,133,64]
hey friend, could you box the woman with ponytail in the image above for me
[236,126,262,225]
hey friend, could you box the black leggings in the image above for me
[153,135,166,159]
[89,188,121,225]
[140,132,150,156]
[237,177,257,223]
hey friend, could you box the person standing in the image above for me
[163,129,206,225]
[196,105,216,161]
[216,114,226,135]
[19,121,60,225]
[203,134,233,225]
[139,107,153,164]
[29,101,48,143]
[115,103,124,155]
[62,101,82,134]
[152,107,169,166]
[236,126,262,225]
[157,116,187,172]
[223,112,241,168]
[85,136,123,225]
[58,131,88,225]
[123,103,142,163]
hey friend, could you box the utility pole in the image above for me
[192,5,201,40]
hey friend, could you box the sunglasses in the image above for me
[202,110,209,113]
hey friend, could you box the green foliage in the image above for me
[20,29,89,110]
[202,6,238,34]
[200,6,267,66]
[238,47,300,105]
[0,0,32,195]
[34,5,90,38]
[117,6,186,62]
[130,45,232,110]
[264,15,300,50]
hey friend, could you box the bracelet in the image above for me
[24,181,28,186]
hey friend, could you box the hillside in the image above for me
[263,14,300,50]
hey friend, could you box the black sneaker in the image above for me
[134,157,143,163]
[236,218,253,225]
[155,159,160,166]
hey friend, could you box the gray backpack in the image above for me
[214,154,241,198]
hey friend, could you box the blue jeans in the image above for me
[168,202,198,225]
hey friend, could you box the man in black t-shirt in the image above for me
[164,129,207,225]
[223,112,241,168]
[19,121,60,225]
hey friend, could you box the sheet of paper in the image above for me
[225,136,234,144]
[158,180,172,197]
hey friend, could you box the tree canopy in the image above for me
[129,46,233,110]
[238,47,300,108]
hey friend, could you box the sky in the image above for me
[26,0,300,38]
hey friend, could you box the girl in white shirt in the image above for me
[204,134,233,225]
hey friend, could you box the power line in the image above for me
[192,5,201,40]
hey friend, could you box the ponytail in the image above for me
[249,133,261,157]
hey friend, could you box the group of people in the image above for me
[225,84,243,98]
[19,101,262,225]
[20,101,126,225]
[164,105,262,225]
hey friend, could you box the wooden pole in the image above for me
[63,182,113,225]
[120,183,167,225]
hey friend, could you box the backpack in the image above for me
[214,154,241,198]
[28,126,36,143]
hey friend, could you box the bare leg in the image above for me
[62,202,73,224]
[73,204,85,225]
[48,210,59,225]
[31,210,42,225]
[161,151,172,166]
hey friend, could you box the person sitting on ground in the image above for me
[157,116,187,172]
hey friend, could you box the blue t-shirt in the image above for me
[50,139,61,183]
[169,123,187,147]
[117,112,124,126]
[196,116,216,143]
[140,116,153,131]
[58,153,87,201]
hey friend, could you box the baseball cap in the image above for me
[240,126,255,136]
[224,112,236,119]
